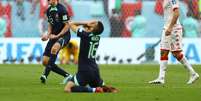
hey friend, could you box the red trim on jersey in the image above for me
[177,53,183,61]
[160,49,169,51]
[160,56,168,60]
[160,49,169,60]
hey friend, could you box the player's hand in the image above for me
[49,34,59,39]
[41,34,49,41]
[165,28,172,36]
[87,20,97,27]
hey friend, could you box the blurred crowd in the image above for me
[0,0,201,38]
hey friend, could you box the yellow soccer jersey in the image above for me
[59,39,79,64]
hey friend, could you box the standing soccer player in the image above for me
[64,20,117,93]
[149,0,199,84]
[40,0,72,84]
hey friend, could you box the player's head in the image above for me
[67,41,73,49]
[92,21,104,35]
[49,0,59,6]
[84,21,104,35]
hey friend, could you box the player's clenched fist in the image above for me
[41,34,49,41]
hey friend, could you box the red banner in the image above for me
[121,2,142,37]
[0,2,12,37]
[40,0,48,18]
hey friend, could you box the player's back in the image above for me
[163,0,181,29]
[77,28,100,72]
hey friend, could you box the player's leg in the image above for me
[58,48,65,64]
[64,81,100,93]
[64,81,76,93]
[149,50,169,84]
[159,50,169,81]
[48,42,70,77]
[73,50,79,64]
[49,37,72,84]
[172,51,199,84]
[149,30,170,84]
[88,70,118,93]
[40,41,53,84]
[89,70,105,88]
[40,56,51,83]
[64,48,71,64]
[59,47,70,64]
[64,74,100,93]
[171,29,199,84]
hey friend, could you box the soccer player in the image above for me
[40,0,72,84]
[59,39,79,64]
[64,20,117,93]
[149,0,199,84]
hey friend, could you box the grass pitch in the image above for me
[0,64,200,101]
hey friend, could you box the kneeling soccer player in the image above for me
[64,20,117,93]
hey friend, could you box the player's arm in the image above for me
[57,6,71,38]
[69,21,80,33]
[49,22,70,40]
[41,23,52,41]
[69,20,97,33]
[47,23,52,36]
[70,20,96,26]
[56,22,70,38]
[50,6,70,39]
[165,8,180,36]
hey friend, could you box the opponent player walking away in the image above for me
[64,20,117,93]
[40,0,72,84]
[149,0,199,84]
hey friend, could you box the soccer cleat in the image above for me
[95,87,103,93]
[61,74,73,84]
[187,73,199,84]
[40,75,47,84]
[148,78,165,84]
[102,86,118,93]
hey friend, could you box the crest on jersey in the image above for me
[55,13,59,19]
[63,15,68,21]
[50,7,58,12]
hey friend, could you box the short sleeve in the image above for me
[46,9,51,23]
[61,7,69,23]
[170,0,179,11]
[76,27,88,37]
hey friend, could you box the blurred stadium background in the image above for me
[0,0,201,64]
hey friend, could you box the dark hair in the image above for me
[92,21,104,35]
[67,42,73,48]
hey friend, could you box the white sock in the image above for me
[92,88,96,92]
[179,57,196,75]
[158,60,168,80]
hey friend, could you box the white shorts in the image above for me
[160,27,183,51]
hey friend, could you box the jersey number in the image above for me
[88,42,98,59]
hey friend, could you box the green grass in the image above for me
[0,64,200,101]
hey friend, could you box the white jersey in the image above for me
[163,0,181,29]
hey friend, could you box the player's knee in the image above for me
[51,46,59,54]
[42,59,48,66]
[64,86,72,93]
[160,55,168,60]
[64,81,75,93]
[160,50,169,60]
[172,52,183,61]
[51,43,61,54]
